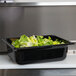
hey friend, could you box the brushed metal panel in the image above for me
[0,6,76,52]
[4,69,76,76]
[0,7,41,52]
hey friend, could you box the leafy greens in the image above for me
[12,35,65,48]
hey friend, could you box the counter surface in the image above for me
[0,52,76,69]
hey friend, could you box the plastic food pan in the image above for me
[2,35,74,65]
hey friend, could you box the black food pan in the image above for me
[2,35,74,65]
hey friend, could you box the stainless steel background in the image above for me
[1,69,76,76]
[0,6,76,52]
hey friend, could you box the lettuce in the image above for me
[11,35,65,48]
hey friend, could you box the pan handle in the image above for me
[2,39,15,50]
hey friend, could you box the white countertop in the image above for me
[0,53,76,69]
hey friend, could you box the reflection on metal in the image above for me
[0,0,13,3]
[0,2,76,6]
